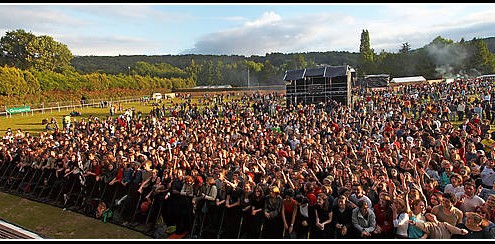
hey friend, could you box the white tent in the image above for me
[390,76,426,85]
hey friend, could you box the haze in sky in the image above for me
[1,3,494,57]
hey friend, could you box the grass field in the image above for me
[0,99,180,137]
[0,93,250,137]
[0,192,150,239]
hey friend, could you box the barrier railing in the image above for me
[1,96,142,118]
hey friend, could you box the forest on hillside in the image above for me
[71,35,495,86]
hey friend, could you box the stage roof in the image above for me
[283,65,350,81]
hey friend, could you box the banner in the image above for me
[7,106,31,114]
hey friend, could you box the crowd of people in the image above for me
[2,76,495,239]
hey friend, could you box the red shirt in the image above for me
[373,202,394,234]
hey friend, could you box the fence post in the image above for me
[4,106,8,118]
[58,102,60,112]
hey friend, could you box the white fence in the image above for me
[1,96,142,118]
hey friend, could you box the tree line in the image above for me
[1,28,495,105]
[358,30,495,77]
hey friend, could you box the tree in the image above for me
[399,42,411,54]
[430,36,454,47]
[185,59,200,85]
[469,38,495,74]
[359,29,375,74]
[25,35,73,72]
[0,29,36,69]
[294,53,308,69]
[0,30,73,72]
[244,60,263,86]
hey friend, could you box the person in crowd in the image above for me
[444,173,465,198]
[246,184,265,238]
[391,197,409,239]
[261,185,283,239]
[431,192,464,227]
[407,198,428,239]
[372,192,394,238]
[457,180,485,213]
[177,175,194,235]
[426,192,443,213]
[221,180,242,238]
[331,195,353,239]
[293,194,310,239]
[281,188,297,239]
[410,212,468,239]
[312,192,333,239]
[453,212,494,239]
[351,199,376,238]
[238,183,253,238]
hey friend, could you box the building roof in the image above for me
[390,76,426,84]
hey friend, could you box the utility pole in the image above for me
[247,67,250,88]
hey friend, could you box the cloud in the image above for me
[184,5,495,56]
[0,5,86,34]
[3,4,495,56]
[183,11,359,56]
[63,35,161,56]
[366,5,495,52]
[244,11,281,27]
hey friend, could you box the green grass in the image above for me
[0,99,184,137]
[0,94,243,137]
[0,192,150,239]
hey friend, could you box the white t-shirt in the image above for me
[481,167,495,187]
[393,212,409,237]
[460,194,485,212]
[444,184,465,198]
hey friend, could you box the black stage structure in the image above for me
[284,65,354,106]
[361,74,390,89]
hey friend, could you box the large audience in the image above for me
[2,77,495,239]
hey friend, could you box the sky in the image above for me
[0,3,494,57]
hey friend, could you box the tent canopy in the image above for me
[390,76,426,84]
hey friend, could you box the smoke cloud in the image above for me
[424,42,469,79]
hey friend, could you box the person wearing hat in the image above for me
[261,185,283,238]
